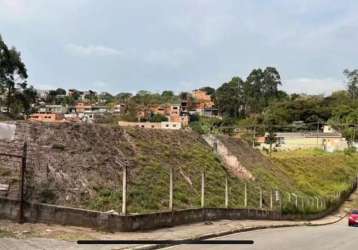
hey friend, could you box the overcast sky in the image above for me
[1,0,357,95]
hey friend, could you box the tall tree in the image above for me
[216,77,243,118]
[343,69,358,100]
[200,86,216,96]
[55,88,66,96]
[116,92,132,103]
[245,67,282,113]
[0,35,28,114]
[246,69,265,113]
[263,67,281,98]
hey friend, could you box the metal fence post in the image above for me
[201,171,205,208]
[122,165,127,215]
[292,193,298,208]
[225,175,229,208]
[169,166,173,211]
[244,183,247,208]
[19,142,27,224]
[278,190,282,214]
[301,197,304,210]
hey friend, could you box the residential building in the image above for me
[192,89,215,110]
[257,125,348,152]
[36,89,49,99]
[72,102,93,113]
[38,105,67,114]
[28,113,66,123]
[118,121,182,130]
[113,104,126,113]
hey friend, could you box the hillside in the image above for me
[218,135,358,205]
[0,122,357,214]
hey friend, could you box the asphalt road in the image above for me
[165,219,357,250]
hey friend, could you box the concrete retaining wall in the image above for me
[1,197,346,232]
[0,197,337,232]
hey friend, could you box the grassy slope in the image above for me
[18,122,357,214]
[88,130,358,214]
[219,136,358,212]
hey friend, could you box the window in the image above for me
[166,124,169,127]
[173,124,176,127]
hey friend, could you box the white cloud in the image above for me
[65,44,122,57]
[283,77,345,95]
[32,83,57,91]
[0,0,26,15]
[142,48,192,67]
[92,81,108,88]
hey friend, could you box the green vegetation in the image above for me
[0,35,36,117]
[189,115,222,134]
[81,128,358,215]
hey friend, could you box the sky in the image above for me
[1,0,358,95]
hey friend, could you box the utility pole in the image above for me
[259,187,263,209]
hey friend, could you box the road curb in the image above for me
[121,214,349,250]
[307,213,348,227]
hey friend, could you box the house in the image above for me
[72,102,93,113]
[152,105,171,116]
[160,122,182,129]
[258,125,348,152]
[169,104,181,122]
[28,113,66,123]
[192,89,212,102]
[192,89,215,111]
[113,104,126,113]
[118,121,181,130]
[191,89,219,117]
[36,89,49,99]
[38,105,67,114]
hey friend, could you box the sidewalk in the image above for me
[0,190,356,250]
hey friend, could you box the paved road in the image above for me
[165,219,357,250]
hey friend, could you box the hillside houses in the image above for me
[25,87,220,128]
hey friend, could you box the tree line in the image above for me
[2,33,358,144]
